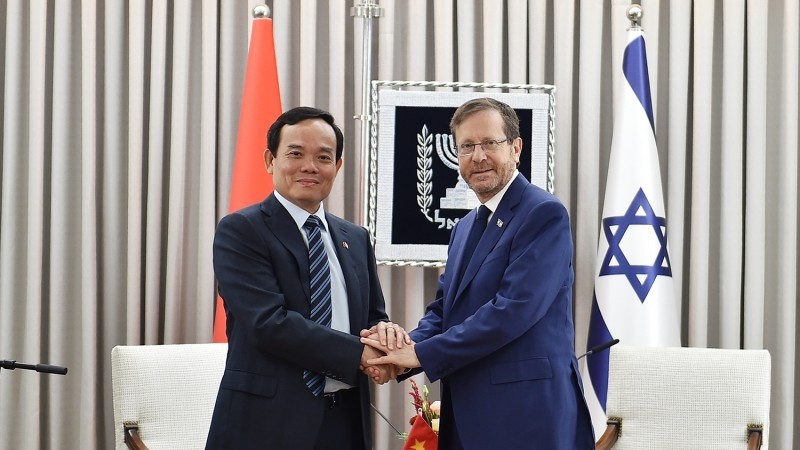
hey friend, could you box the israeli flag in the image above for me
[582,26,682,437]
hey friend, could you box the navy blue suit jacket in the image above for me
[206,194,388,450]
[410,174,594,449]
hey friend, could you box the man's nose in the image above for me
[300,157,319,172]
[471,146,488,162]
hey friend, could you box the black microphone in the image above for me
[0,360,68,375]
[577,338,620,360]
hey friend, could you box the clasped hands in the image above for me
[359,321,421,384]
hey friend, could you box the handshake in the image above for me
[358,321,419,384]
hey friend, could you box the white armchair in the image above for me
[111,343,227,450]
[595,345,770,450]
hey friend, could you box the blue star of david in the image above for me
[599,188,671,302]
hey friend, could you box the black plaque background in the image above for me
[390,106,533,245]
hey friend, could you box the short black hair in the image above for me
[266,106,344,161]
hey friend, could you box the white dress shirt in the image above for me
[274,191,353,392]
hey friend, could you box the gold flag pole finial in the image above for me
[626,4,643,29]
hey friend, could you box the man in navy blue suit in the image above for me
[206,107,403,450]
[363,98,595,449]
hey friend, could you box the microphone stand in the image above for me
[0,359,68,376]
[370,402,402,435]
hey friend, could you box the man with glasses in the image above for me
[362,97,595,449]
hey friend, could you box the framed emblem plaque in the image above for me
[366,81,555,266]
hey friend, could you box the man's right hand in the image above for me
[360,335,421,370]
[360,344,401,384]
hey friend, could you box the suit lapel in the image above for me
[326,215,361,333]
[448,215,475,285]
[454,175,527,300]
[261,195,311,300]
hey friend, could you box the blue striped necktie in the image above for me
[302,215,332,396]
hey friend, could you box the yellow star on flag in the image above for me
[410,439,427,450]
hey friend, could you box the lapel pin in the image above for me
[342,241,349,249]
[496,218,503,228]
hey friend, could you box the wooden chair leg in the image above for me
[595,417,621,450]
[123,421,149,450]
[747,424,763,450]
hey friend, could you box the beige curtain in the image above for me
[0,0,796,449]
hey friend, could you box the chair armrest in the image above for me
[123,422,149,450]
[594,417,621,450]
[747,424,763,450]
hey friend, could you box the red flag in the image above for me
[403,414,439,450]
[213,16,282,343]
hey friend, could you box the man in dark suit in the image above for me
[362,98,595,449]
[206,107,402,450]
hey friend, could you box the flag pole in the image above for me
[351,0,382,229]
[213,3,282,342]
[584,2,681,436]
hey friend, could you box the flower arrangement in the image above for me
[408,379,440,433]
[401,379,440,450]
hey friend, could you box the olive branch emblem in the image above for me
[416,125,433,222]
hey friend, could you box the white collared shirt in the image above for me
[273,191,352,391]
[479,170,519,221]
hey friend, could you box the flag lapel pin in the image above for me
[496,218,503,228]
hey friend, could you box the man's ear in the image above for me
[512,137,523,163]
[264,148,274,174]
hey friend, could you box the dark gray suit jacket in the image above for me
[206,194,388,450]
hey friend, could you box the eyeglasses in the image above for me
[457,138,512,157]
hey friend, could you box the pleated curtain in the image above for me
[0,0,797,448]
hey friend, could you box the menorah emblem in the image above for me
[435,133,479,210]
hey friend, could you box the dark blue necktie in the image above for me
[458,205,490,282]
[302,215,331,396]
